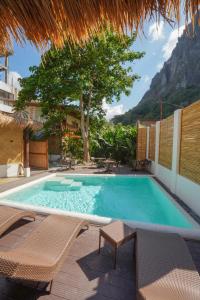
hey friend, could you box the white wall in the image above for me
[155,164,172,189]
[0,81,13,94]
[146,108,200,217]
[176,175,200,216]
[0,163,19,177]
[0,102,13,113]
[0,165,7,177]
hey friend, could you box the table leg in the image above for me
[114,245,117,269]
[98,233,101,254]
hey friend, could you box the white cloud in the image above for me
[162,25,185,60]
[8,71,22,91]
[148,21,165,41]
[143,75,150,83]
[156,62,163,71]
[102,100,125,120]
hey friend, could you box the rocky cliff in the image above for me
[113,20,200,124]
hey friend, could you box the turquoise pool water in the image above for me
[4,176,195,228]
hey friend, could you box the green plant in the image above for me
[16,29,144,161]
[90,123,137,164]
[62,136,83,160]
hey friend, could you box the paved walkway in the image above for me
[0,165,148,194]
[0,170,50,193]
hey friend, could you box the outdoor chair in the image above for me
[0,206,36,236]
[132,159,151,171]
[60,156,75,170]
[136,228,200,300]
[0,214,88,293]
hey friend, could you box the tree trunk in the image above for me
[80,94,90,163]
[83,137,90,162]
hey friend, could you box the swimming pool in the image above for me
[1,175,196,229]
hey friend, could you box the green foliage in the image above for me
[90,122,137,163]
[16,29,144,160]
[62,136,83,160]
[16,30,144,113]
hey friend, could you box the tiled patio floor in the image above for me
[0,170,50,193]
[0,215,200,300]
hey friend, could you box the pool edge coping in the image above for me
[0,172,200,240]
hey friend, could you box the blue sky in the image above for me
[4,19,185,119]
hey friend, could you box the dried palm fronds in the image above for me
[0,112,42,130]
[0,0,199,51]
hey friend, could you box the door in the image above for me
[29,140,48,169]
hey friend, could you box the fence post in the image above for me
[146,127,150,159]
[170,109,182,193]
[154,121,160,176]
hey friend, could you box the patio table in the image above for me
[104,159,116,173]
[94,157,106,168]
[61,157,73,169]
[99,221,136,268]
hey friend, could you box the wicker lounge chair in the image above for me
[0,206,36,236]
[0,214,88,291]
[136,229,200,300]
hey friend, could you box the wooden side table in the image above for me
[98,221,136,269]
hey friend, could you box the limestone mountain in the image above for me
[113,20,200,124]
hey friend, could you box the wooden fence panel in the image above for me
[159,115,174,169]
[29,140,48,169]
[149,126,155,161]
[48,136,61,155]
[136,127,147,160]
[179,100,200,184]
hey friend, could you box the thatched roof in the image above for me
[0,0,199,50]
[0,112,42,130]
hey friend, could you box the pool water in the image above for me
[4,176,195,228]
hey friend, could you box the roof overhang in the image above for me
[0,1,199,51]
[0,112,42,130]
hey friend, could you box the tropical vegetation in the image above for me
[90,122,137,164]
[16,30,144,162]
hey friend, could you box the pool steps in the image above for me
[45,178,82,190]
[70,182,82,187]
[61,179,74,185]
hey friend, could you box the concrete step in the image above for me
[61,179,74,185]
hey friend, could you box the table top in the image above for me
[104,159,116,164]
[100,221,136,245]
[62,157,72,161]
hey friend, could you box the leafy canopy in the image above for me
[16,30,144,120]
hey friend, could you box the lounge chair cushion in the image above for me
[0,215,88,282]
[136,229,200,300]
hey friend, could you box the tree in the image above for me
[16,30,144,162]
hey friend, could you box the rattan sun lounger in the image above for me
[0,206,36,236]
[0,214,88,290]
[136,229,200,300]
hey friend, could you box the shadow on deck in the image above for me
[0,216,199,300]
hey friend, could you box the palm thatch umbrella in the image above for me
[0,0,199,51]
